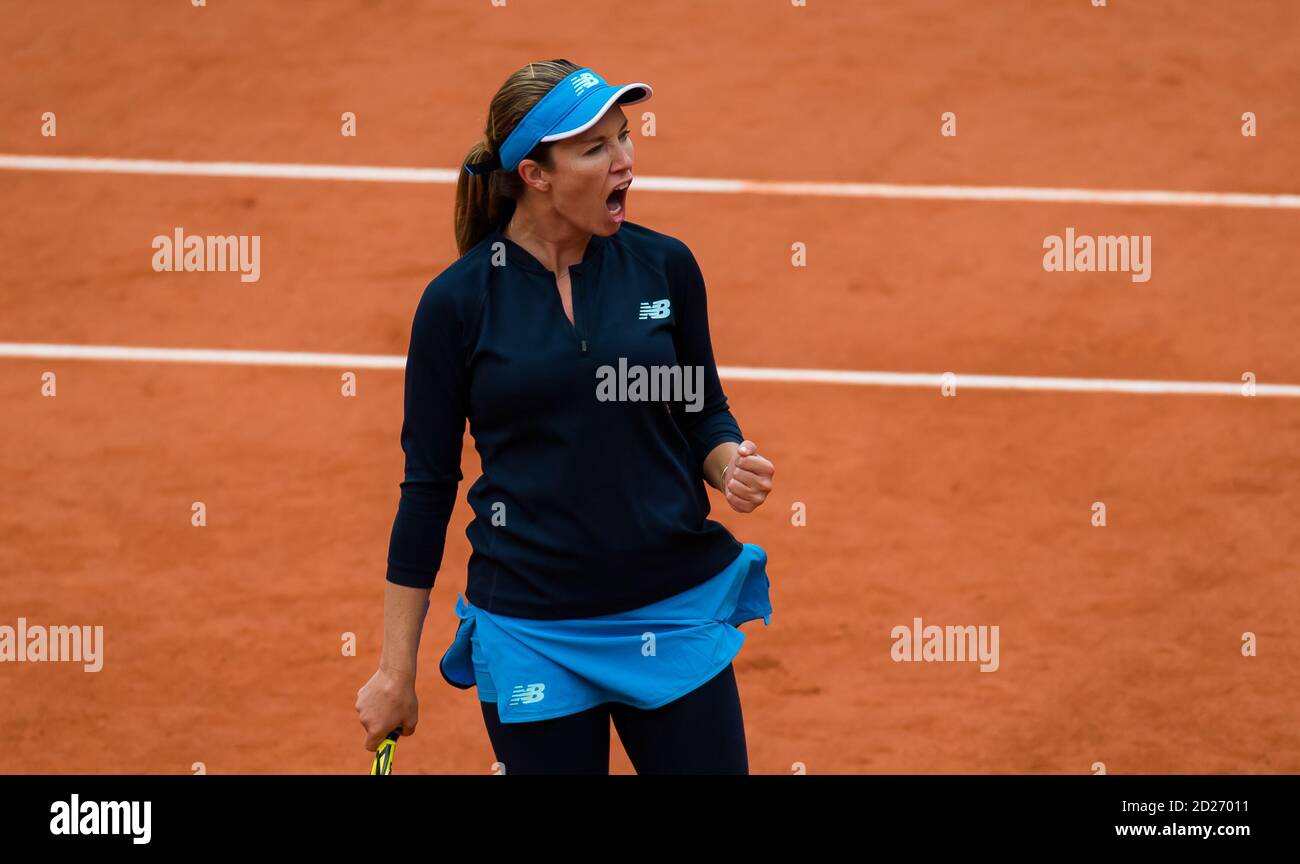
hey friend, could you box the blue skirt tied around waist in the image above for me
[438,543,773,724]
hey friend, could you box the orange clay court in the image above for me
[1,1,1298,774]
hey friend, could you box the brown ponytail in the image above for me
[454,59,582,257]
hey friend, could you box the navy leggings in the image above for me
[479,661,749,775]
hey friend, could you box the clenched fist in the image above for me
[723,440,774,513]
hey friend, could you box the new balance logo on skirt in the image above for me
[510,682,546,705]
[639,299,670,319]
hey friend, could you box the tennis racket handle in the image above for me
[371,727,403,775]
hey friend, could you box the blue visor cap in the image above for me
[465,68,652,176]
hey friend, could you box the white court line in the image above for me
[0,343,405,370]
[3,154,1300,209]
[1,342,1296,398]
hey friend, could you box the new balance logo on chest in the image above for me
[639,299,671,320]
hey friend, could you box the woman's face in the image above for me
[524,105,634,237]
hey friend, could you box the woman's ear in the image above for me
[517,159,551,192]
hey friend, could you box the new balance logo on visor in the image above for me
[571,72,600,95]
[509,682,546,705]
[639,299,671,320]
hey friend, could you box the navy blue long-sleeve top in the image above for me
[385,219,744,619]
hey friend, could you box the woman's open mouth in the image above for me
[606,180,630,223]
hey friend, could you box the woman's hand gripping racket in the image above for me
[370,728,402,775]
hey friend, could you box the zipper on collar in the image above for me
[572,270,588,354]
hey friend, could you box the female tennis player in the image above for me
[355,59,775,774]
